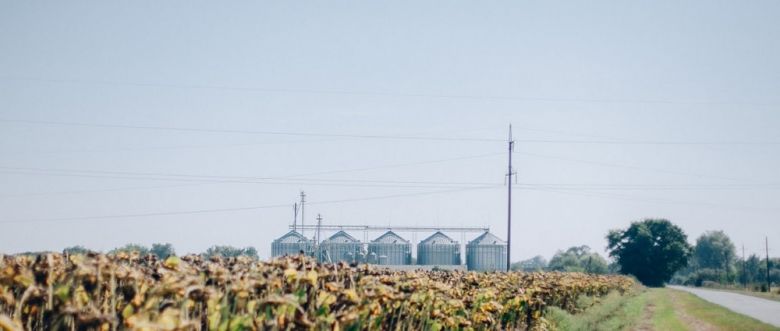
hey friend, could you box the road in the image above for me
[669,286,780,327]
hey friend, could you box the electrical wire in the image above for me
[1,76,773,107]
[3,118,777,145]
[0,119,504,142]
[0,185,500,224]
[515,151,780,185]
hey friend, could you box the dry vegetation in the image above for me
[0,253,633,330]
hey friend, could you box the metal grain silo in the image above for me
[417,231,460,265]
[367,231,411,265]
[466,232,507,271]
[271,230,312,257]
[318,231,364,264]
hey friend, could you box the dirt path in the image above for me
[667,290,717,331]
[635,302,656,331]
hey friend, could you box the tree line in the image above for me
[672,230,778,291]
[515,218,776,291]
[57,243,259,259]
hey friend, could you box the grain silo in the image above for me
[271,230,312,257]
[367,231,411,265]
[318,231,363,264]
[417,231,460,265]
[466,232,507,271]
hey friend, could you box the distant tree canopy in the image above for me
[109,243,150,256]
[607,219,692,287]
[150,243,176,259]
[693,231,736,271]
[548,246,609,274]
[511,255,548,272]
[203,245,258,259]
[63,246,94,255]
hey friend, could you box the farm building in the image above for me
[417,231,461,265]
[271,230,312,257]
[466,232,507,271]
[318,231,364,264]
[367,231,412,265]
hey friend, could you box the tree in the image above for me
[742,254,763,285]
[548,246,609,274]
[693,231,736,282]
[63,246,93,255]
[606,219,692,287]
[512,256,548,272]
[203,245,258,259]
[109,243,150,256]
[150,243,176,259]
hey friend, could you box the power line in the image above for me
[1,76,773,107]
[0,169,500,189]
[0,119,504,142]
[3,118,778,145]
[0,185,500,224]
[3,165,779,198]
[515,151,779,185]
[1,139,342,156]
[0,152,504,198]
[525,187,780,213]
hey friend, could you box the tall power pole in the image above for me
[767,237,771,291]
[316,214,323,245]
[300,191,306,238]
[292,203,299,232]
[506,125,515,272]
[742,244,747,289]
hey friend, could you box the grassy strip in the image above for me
[546,287,647,331]
[549,287,780,331]
[646,289,688,331]
[665,288,780,331]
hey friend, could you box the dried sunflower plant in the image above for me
[0,253,633,331]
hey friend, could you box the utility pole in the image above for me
[506,125,515,272]
[300,191,306,238]
[743,244,747,290]
[316,214,323,245]
[767,237,771,292]
[292,203,299,232]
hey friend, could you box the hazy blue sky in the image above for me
[1,1,779,261]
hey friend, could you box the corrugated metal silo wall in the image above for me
[271,242,312,258]
[319,242,363,264]
[417,243,460,265]
[466,244,507,271]
[367,243,411,265]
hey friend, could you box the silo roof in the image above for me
[468,232,506,246]
[419,231,457,245]
[323,230,359,243]
[371,231,409,244]
[274,230,309,244]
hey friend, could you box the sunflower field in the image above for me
[0,253,633,331]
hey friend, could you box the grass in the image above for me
[665,288,780,331]
[546,287,647,331]
[547,287,780,331]
[646,289,689,331]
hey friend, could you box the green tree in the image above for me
[109,243,150,256]
[607,219,692,287]
[548,246,609,274]
[693,231,736,282]
[203,245,258,259]
[742,254,763,284]
[512,255,548,272]
[150,243,176,259]
[63,245,93,255]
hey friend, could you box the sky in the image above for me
[1,1,779,261]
